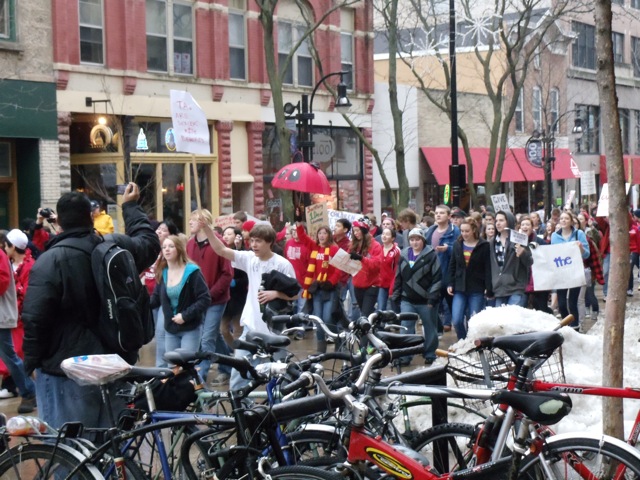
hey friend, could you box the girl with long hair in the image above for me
[375,227,401,311]
[221,226,248,348]
[349,218,383,317]
[151,235,210,353]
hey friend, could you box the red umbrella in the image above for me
[271,162,332,195]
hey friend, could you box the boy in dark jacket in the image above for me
[392,228,442,364]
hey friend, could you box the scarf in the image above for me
[302,246,331,299]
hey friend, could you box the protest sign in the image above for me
[510,230,528,246]
[491,194,510,213]
[306,203,329,238]
[531,243,586,290]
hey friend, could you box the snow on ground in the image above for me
[410,305,640,437]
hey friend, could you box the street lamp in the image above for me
[283,71,351,166]
[526,111,583,220]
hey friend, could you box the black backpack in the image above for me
[57,237,154,357]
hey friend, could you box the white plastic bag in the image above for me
[61,354,132,386]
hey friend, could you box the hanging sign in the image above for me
[170,90,211,155]
[526,139,543,168]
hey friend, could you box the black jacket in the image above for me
[391,246,442,306]
[150,266,210,334]
[22,201,160,376]
[447,239,493,296]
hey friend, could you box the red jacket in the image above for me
[187,236,233,305]
[352,239,383,289]
[296,225,340,295]
[284,238,311,287]
[13,251,35,319]
[334,235,351,287]
[32,225,51,253]
[630,220,640,254]
[375,243,401,292]
[594,217,610,256]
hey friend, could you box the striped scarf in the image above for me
[302,246,331,299]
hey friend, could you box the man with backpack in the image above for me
[22,183,160,430]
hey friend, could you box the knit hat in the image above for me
[407,227,426,242]
[634,209,640,219]
[352,217,371,235]
[242,220,256,232]
[6,229,28,250]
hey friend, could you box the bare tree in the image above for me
[397,0,588,203]
[594,0,627,441]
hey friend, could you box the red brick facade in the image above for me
[215,121,234,213]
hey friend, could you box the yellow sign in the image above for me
[305,203,329,238]
[444,184,450,205]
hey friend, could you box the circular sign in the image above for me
[526,139,543,168]
[313,134,336,162]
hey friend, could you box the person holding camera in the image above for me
[31,208,60,253]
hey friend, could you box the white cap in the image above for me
[6,229,28,250]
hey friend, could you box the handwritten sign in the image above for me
[306,203,329,238]
[329,248,363,276]
[327,209,360,231]
[580,171,596,196]
[214,214,236,230]
[491,194,510,214]
[596,183,630,217]
[170,90,210,155]
[510,230,528,246]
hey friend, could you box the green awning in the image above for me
[0,80,57,140]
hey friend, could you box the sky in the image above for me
[408,305,640,438]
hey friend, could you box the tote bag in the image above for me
[531,242,586,291]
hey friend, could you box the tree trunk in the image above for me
[595,0,626,441]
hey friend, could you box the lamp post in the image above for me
[526,111,583,220]
[284,71,351,165]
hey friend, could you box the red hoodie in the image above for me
[352,239,383,289]
[296,225,341,298]
[187,235,233,305]
[375,243,401,292]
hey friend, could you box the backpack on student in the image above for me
[56,237,154,358]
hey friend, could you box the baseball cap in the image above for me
[90,201,100,210]
[6,229,28,250]
[451,210,467,218]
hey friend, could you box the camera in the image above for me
[40,208,54,219]
[116,184,128,195]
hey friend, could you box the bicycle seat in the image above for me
[246,331,291,350]
[376,331,424,349]
[164,349,201,366]
[125,366,175,381]
[492,390,572,425]
[489,331,564,357]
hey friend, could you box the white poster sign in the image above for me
[491,194,510,214]
[580,171,597,196]
[326,209,361,231]
[596,183,630,217]
[170,90,211,155]
[510,230,528,246]
[531,243,586,290]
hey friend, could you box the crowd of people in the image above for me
[0,187,632,428]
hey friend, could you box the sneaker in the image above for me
[443,325,452,332]
[326,337,335,344]
[0,389,16,399]
[627,290,634,297]
[17,396,36,414]
[209,373,230,387]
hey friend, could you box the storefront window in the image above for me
[189,163,211,213]
[132,163,157,222]
[127,120,181,154]
[162,164,185,229]
[71,163,118,202]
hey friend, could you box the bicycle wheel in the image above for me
[0,442,103,479]
[267,465,343,480]
[518,434,640,479]
[410,422,476,473]
[286,428,346,464]
[101,457,148,479]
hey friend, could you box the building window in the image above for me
[550,89,559,131]
[576,104,600,154]
[612,32,624,63]
[0,0,16,41]
[278,22,312,87]
[146,0,193,75]
[633,37,640,77]
[341,33,354,90]
[620,108,630,154]
[533,45,541,70]
[79,0,104,64]
[514,91,523,133]
[228,11,246,80]
[633,0,640,9]
[532,86,542,131]
[572,21,596,70]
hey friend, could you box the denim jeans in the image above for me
[165,327,202,359]
[0,329,34,398]
[400,300,437,362]
[495,293,527,308]
[154,308,167,367]
[35,370,125,431]
[451,293,485,340]
[198,303,231,379]
[313,289,338,341]
[377,288,390,311]
[348,280,361,322]
[354,286,380,318]
[603,253,610,297]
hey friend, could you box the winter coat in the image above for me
[391,246,442,306]
[424,223,460,282]
[187,236,233,305]
[447,239,493,296]
[151,264,211,334]
[352,239,383,289]
[22,201,160,376]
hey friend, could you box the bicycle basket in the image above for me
[446,343,564,411]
